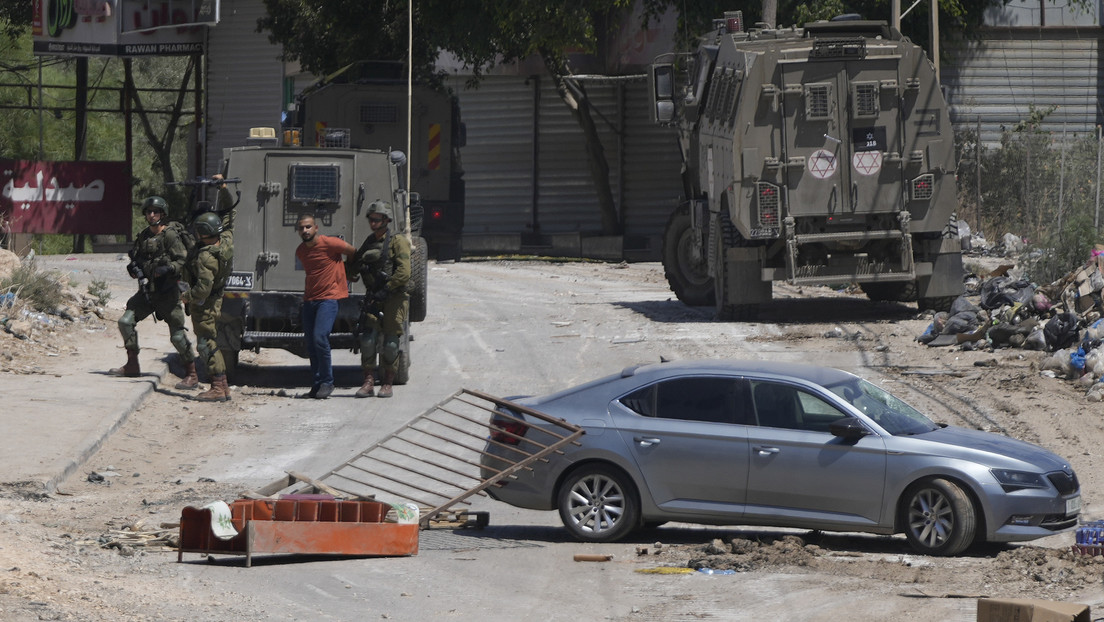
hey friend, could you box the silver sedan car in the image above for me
[480,360,1081,555]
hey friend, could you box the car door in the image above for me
[744,380,888,528]
[610,376,752,517]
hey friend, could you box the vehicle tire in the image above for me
[902,478,977,556]
[711,210,758,321]
[557,464,640,543]
[662,204,714,307]
[409,236,428,323]
[861,281,917,303]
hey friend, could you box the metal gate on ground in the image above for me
[249,389,584,526]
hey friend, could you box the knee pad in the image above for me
[381,336,401,366]
[118,309,137,330]
[170,329,193,357]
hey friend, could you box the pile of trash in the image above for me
[918,246,1104,400]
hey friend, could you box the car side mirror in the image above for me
[829,417,871,440]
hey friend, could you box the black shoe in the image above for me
[304,385,320,399]
[315,383,334,399]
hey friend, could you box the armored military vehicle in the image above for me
[650,13,963,319]
[215,129,428,383]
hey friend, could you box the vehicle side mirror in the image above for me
[829,417,870,440]
[650,64,676,124]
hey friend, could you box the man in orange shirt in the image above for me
[295,214,356,399]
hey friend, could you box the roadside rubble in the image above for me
[639,533,1104,595]
[0,249,109,372]
[918,244,1104,400]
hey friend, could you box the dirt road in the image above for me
[2,255,1102,621]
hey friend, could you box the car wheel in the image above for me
[557,465,640,543]
[902,478,977,556]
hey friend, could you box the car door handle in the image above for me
[634,436,661,447]
[754,445,780,455]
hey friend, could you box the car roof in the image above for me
[622,359,859,387]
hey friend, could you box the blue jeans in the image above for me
[302,299,338,388]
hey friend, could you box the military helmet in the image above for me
[367,200,393,222]
[142,195,168,215]
[193,212,223,238]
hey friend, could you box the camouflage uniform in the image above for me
[182,208,235,382]
[118,222,195,363]
[351,230,410,395]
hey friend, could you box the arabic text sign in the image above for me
[1,160,131,235]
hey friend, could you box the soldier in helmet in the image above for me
[181,194,236,402]
[348,200,410,398]
[111,195,198,383]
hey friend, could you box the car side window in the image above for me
[751,381,847,432]
[619,377,753,425]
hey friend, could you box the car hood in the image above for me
[910,425,1072,472]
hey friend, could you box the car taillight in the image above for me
[490,415,528,445]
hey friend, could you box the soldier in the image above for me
[181,192,235,402]
[349,200,410,398]
[111,195,198,386]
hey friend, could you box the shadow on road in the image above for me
[616,296,918,325]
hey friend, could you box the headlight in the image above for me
[991,469,1049,493]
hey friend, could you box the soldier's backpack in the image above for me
[165,220,197,256]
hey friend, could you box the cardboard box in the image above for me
[977,598,1090,622]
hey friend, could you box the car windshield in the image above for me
[825,378,939,435]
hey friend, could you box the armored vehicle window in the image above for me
[705,68,725,121]
[852,82,879,117]
[360,102,398,124]
[720,68,737,125]
[804,83,833,120]
[289,164,341,205]
[726,71,743,125]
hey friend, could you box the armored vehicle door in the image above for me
[779,49,903,219]
[259,151,360,291]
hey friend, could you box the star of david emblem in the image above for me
[807,149,838,179]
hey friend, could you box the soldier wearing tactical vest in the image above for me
[111,195,198,383]
[349,200,410,398]
[181,191,235,402]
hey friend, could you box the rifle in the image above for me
[126,249,159,322]
[352,270,390,351]
[165,176,243,215]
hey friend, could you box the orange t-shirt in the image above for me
[296,235,350,301]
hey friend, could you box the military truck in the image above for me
[295,62,465,261]
[214,129,428,383]
[650,13,963,319]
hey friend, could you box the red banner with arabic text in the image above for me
[1,160,131,234]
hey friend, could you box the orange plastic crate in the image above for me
[178,498,417,566]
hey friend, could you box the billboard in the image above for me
[33,0,218,57]
[1,160,131,235]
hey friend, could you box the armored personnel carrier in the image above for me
[650,13,963,319]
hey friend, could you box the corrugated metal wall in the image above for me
[621,81,683,252]
[448,75,682,257]
[204,0,284,177]
[944,30,1104,146]
[446,76,535,234]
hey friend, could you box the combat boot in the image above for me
[355,370,375,398]
[175,360,199,390]
[377,369,395,398]
[110,348,141,377]
[195,374,231,402]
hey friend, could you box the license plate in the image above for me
[1067,495,1082,515]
